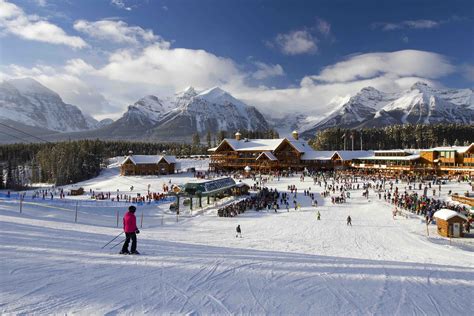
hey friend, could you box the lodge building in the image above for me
[120,154,177,176]
[352,144,474,175]
[209,131,373,172]
[209,132,474,176]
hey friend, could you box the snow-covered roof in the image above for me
[218,138,308,153]
[121,155,176,165]
[433,209,467,221]
[359,154,421,161]
[333,151,374,161]
[429,144,473,154]
[256,151,278,161]
[301,151,334,161]
[374,149,418,154]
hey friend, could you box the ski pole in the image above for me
[110,238,126,250]
[101,231,124,249]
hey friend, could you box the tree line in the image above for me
[0,139,208,189]
[309,124,474,150]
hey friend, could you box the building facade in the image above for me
[120,155,177,176]
[209,132,372,172]
[209,133,473,176]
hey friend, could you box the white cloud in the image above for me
[273,30,317,55]
[98,44,245,91]
[309,50,455,83]
[252,62,285,80]
[34,0,47,7]
[0,0,87,48]
[110,0,132,11]
[1,47,458,120]
[74,19,161,45]
[316,18,331,36]
[373,19,440,31]
[463,64,474,82]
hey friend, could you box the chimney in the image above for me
[292,130,299,140]
[235,131,242,141]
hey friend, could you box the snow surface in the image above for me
[1,159,473,315]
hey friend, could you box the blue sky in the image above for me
[0,0,473,119]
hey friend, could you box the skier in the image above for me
[317,211,321,220]
[347,215,352,226]
[236,224,242,238]
[120,205,140,254]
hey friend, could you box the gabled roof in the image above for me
[121,155,176,165]
[434,209,467,221]
[333,151,374,161]
[215,138,307,153]
[256,151,278,161]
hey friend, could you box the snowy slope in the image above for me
[0,78,101,132]
[1,169,473,315]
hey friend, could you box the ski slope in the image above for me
[1,168,473,315]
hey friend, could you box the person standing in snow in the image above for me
[120,205,140,254]
[317,211,321,220]
[236,224,242,238]
[347,215,352,226]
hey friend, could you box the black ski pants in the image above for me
[121,232,137,252]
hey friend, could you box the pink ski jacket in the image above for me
[123,212,137,233]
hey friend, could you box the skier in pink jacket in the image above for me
[120,206,140,254]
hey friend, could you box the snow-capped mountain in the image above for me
[305,87,400,133]
[0,78,102,132]
[122,95,170,126]
[301,82,473,137]
[90,86,269,141]
[149,87,269,139]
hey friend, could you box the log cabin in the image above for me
[120,154,177,176]
[433,209,467,238]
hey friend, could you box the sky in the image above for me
[0,0,473,120]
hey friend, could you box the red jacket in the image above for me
[123,211,137,233]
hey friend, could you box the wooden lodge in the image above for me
[433,209,468,238]
[209,133,474,176]
[209,131,347,172]
[120,154,177,176]
[352,144,474,175]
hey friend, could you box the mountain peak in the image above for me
[7,77,58,97]
[360,86,380,93]
[177,86,198,99]
[198,86,227,97]
[410,81,431,91]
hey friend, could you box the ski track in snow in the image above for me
[1,174,474,315]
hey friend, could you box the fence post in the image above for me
[140,211,144,228]
[116,210,119,228]
[19,196,23,214]
[74,201,78,223]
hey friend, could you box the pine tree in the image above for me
[206,131,212,148]
[192,133,201,146]
[0,164,3,190]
